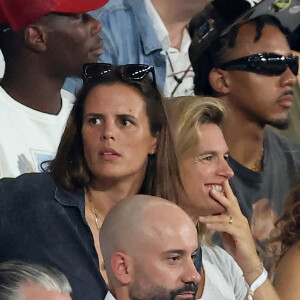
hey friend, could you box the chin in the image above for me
[266,118,289,130]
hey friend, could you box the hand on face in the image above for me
[198,180,260,273]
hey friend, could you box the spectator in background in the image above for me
[0,0,107,178]
[190,14,300,247]
[100,195,201,300]
[64,0,213,97]
[271,179,300,300]
[0,261,72,300]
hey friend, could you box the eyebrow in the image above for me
[195,150,230,156]
[163,250,186,255]
[84,113,137,119]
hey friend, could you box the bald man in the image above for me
[100,195,201,300]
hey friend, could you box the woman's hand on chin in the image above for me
[198,180,260,273]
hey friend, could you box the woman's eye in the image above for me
[120,118,134,126]
[195,155,213,163]
[199,155,212,162]
[123,120,131,126]
[204,156,212,161]
[224,154,229,161]
[89,117,102,125]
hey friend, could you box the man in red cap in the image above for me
[0,0,108,178]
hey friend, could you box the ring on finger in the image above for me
[229,216,233,225]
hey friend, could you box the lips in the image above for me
[90,38,104,56]
[98,148,121,157]
[178,291,196,299]
[277,91,294,108]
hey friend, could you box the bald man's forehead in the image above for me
[139,205,198,251]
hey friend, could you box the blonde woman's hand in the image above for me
[198,180,260,273]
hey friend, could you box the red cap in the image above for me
[0,0,109,31]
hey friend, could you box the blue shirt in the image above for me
[0,173,107,300]
[63,0,166,94]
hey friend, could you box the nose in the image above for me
[88,14,102,36]
[100,121,116,141]
[218,159,234,179]
[182,259,201,284]
[280,67,297,87]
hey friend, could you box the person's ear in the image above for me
[209,68,230,95]
[148,135,158,155]
[111,252,133,285]
[24,25,47,52]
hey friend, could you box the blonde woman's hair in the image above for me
[155,96,225,205]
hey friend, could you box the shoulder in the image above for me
[0,173,55,199]
[60,89,75,105]
[265,127,300,151]
[273,241,300,300]
[202,244,243,275]
[90,0,136,20]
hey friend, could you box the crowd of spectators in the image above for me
[1,0,300,300]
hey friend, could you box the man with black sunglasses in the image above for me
[0,0,108,178]
[190,15,300,248]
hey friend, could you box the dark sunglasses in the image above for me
[83,63,156,84]
[219,52,299,76]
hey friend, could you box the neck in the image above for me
[1,60,66,114]
[114,288,131,300]
[151,0,210,49]
[222,102,265,169]
[87,171,146,216]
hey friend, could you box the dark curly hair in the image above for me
[273,179,300,257]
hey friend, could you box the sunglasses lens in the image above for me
[252,56,299,76]
[122,65,152,80]
[84,64,112,80]
[289,59,299,76]
[252,58,285,75]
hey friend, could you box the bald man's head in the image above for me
[100,195,201,300]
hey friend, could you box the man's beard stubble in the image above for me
[267,118,289,130]
[129,272,198,300]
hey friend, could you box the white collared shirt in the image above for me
[145,0,194,97]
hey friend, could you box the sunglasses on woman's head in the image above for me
[218,53,299,76]
[83,63,157,84]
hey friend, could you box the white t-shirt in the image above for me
[200,245,247,300]
[144,0,194,97]
[104,245,247,300]
[0,86,74,178]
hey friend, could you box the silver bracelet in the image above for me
[247,267,268,300]
[244,262,264,275]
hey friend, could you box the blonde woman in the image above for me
[156,96,280,300]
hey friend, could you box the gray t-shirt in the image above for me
[228,127,300,221]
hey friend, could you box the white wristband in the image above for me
[247,268,268,300]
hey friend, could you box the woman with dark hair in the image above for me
[0,64,165,300]
[272,180,300,299]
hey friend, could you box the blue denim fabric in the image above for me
[0,173,108,300]
[63,0,166,94]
